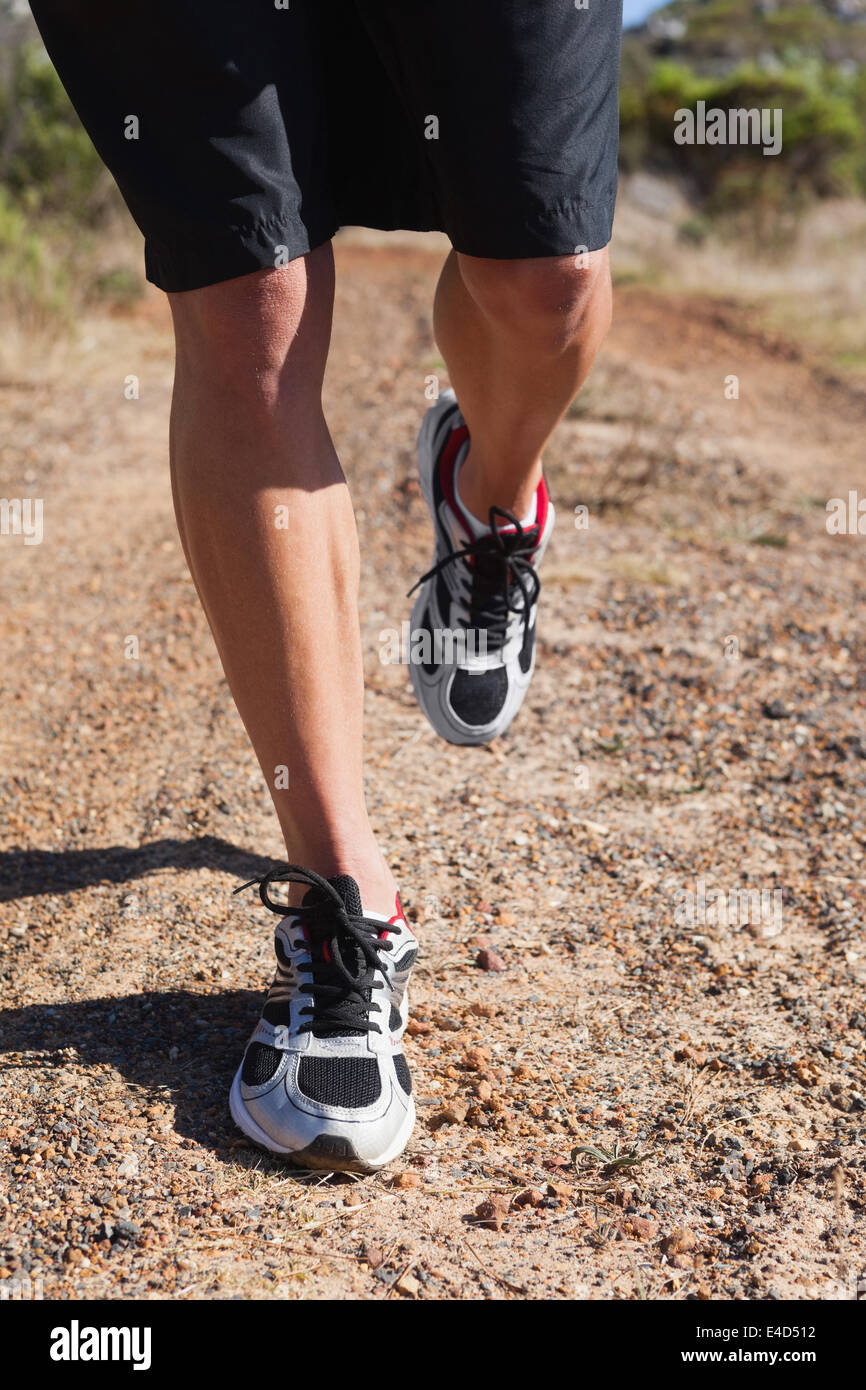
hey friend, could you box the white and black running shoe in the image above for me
[230,865,417,1172]
[408,389,555,746]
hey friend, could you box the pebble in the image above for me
[660,1227,697,1255]
[514,1188,546,1209]
[473,1196,510,1232]
[113,1221,142,1242]
[393,1171,422,1190]
[435,1103,468,1127]
[762,699,790,720]
[789,1137,816,1153]
[624,1215,657,1241]
[463,1047,491,1071]
[476,948,507,973]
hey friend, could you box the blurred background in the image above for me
[2,0,866,365]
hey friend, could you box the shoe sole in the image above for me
[229,1067,416,1174]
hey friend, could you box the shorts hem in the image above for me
[446,193,618,260]
[144,214,339,293]
[143,192,618,292]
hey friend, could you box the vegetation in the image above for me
[620,0,866,210]
[0,18,136,328]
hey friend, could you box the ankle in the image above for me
[457,444,542,524]
[280,837,399,919]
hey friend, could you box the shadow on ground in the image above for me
[0,836,278,902]
[0,988,265,1158]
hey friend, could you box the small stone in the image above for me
[789,1137,816,1153]
[393,1171,422,1190]
[433,1102,468,1127]
[113,1220,142,1242]
[463,1047,491,1071]
[474,1195,510,1231]
[475,1081,493,1103]
[396,1272,421,1298]
[476,948,507,972]
[762,699,790,720]
[546,1181,573,1202]
[659,1226,696,1256]
[469,1002,496,1019]
[406,1019,432,1037]
[494,910,517,928]
[625,1215,657,1241]
[363,1244,385,1269]
[513,1188,545,1209]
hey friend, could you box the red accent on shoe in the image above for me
[388,892,413,937]
[442,421,549,549]
[534,475,550,540]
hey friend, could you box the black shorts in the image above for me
[30,0,623,293]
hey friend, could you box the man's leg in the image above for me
[168,247,396,914]
[433,248,612,521]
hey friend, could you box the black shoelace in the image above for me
[234,864,392,1037]
[407,505,541,649]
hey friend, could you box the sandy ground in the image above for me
[1,233,865,1301]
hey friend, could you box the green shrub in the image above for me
[619,56,866,210]
[0,41,115,222]
[0,185,77,327]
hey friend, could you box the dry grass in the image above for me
[613,178,866,378]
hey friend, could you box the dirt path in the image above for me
[1,237,865,1301]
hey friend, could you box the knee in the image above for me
[458,247,611,355]
[169,258,328,413]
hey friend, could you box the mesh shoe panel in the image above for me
[449,665,508,725]
[241,1041,282,1087]
[393,1054,412,1095]
[297,1056,381,1108]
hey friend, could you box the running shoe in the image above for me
[230,865,416,1172]
[408,388,555,745]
